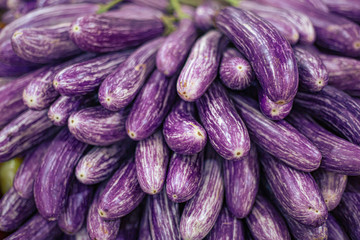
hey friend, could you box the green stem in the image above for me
[223,0,240,7]
[97,0,124,14]
[161,15,177,36]
[170,0,190,19]
[179,0,203,7]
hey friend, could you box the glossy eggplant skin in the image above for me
[260,151,328,227]
[231,95,321,172]
[322,0,360,23]
[68,106,128,146]
[327,214,350,240]
[163,101,207,155]
[196,82,250,161]
[258,88,293,121]
[135,131,169,195]
[223,144,259,219]
[180,149,224,240]
[0,187,36,232]
[54,51,132,96]
[34,128,88,221]
[245,195,290,240]
[97,158,145,220]
[287,111,360,175]
[58,180,93,235]
[219,48,254,90]
[99,37,164,111]
[177,30,226,102]
[194,0,221,31]
[126,70,176,141]
[166,151,203,203]
[156,18,197,77]
[215,7,298,104]
[13,141,51,199]
[0,109,58,162]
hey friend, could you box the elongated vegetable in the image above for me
[131,0,169,11]
[327,214,350,240]
[116,204,142,240]
[194,0,221,31]
[216,7,298,104]
[138,199,151,240]
[0,39,41,66]
[258,88,293,120]
[322,0,360,23]
[0,61,34,77]
[254,0,329,12]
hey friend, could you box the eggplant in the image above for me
[327,214,350,240]
[116,205,142,240]
[37,0,111,7]
[215,7,298,104]
[322,0,360,23]
[194,0,221,31]
[196,81,250,161]
[99,37,164,111]
[34,128,88,221]
[0,39,41,66]
[138,199,152,240]
[258,88,293,120]
[0,60,34,77]
[126,70,176,141]
[135,131,169,195]
[254,0,330,12]
[177,30,226,102]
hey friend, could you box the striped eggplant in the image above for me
[322,0,360,23]
[5,213,62,240]
[104,3,164,19]
[180,149,224,240]
[13,141,51,199]
[0,39,39,66]
[196,82,250,160]
[312,169,347,211]
[215,7,298,104]
[223,144,259,219]
[0,109,58,162]
[254,0,329,12]
[130,0,169,11]
[156,17,197,77]
[346,176,360,193]
[166,151,203,203]
[293,45,328,92]
[219,48,254,90]
[135,131,169,195]
[69,6,164,53]
[0,77,15,87]
[98,158,145,220]
[69,227,90,240]
[287,111,360,175]
[245,195,290,240]
[327,214,350,240]
[177,30,226,102]
[1,10,15,24]
[87,183,121,240]
[295,86,360,145]
[258,88,293,120]
[231,95,321,172]
[260,152,327,227]
[148,189,181,240]
[75,142,130,185]
[0,186,36,232]
[23,53,95,110]
[194,0,221,31]
[163,101,207,155]
[207,207,245,240]
[11,22,81,64]
[238,1,315,44]
[126,70,176,141]
[99,37,164,111]
[138,199,152,240]
[34,128,88,221]
[54,51,132,96]
[58,180,93,235]
[68,106,128,146]
[0,61,34,77]
[116,205,142,240]
[332,192,360,239]
[37,0,111,7]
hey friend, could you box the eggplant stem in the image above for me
[170,0,190,19]
[161,15,177,36]
[97,0,124,14]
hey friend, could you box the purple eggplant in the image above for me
[245,195,290,240]
[116,205,142,240]
[216,7,298,104]
[223,144,259,219]
[231,94,321,172]
[322,0,360,23]
[148,189,181,240]
[327,214,350,240]
[0,186,36,232]
[0,39,40,66]
[254,0,329,12]
[98,158,145,220]
[54,51,132,96]
[260,151,327,227]
[138,199,151,240]
[68,106,128,146]
[72,227,91,240]
[13,141,51,199]
[194,0,221,31]
[5,213,62,240]
[34,128,88,221]
[163,101,207,155]
[0,77,15,87]
[166,151,203,203]
[0,60,34,77]
[207,207,245,240]
[130,0,168,11]
[258,88,293,120]
[177,30,226,102]
[346,176,360,193]
[196,82,250,160]
[180,149,224,240]
[135,131,169,195]
[75,142,129,185]
[99,37,164,111]
[0,109,58,162]
[58,180,93,235]
[219,48,254,91]
[126,70,176,141]
[37,0,111,7]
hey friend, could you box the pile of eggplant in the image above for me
[0,0,360,239]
